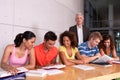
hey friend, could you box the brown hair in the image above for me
[89,31,103,41]
[59,31,77,48]
[98,34,115,53]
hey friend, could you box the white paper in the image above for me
[26,69,47,77]
[45,69,64,75]
[92,55,113,63]
[26,68,64,77]
[73,65,95,70]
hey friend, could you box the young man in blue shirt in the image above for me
[78,31,103,63]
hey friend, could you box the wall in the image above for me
[0,0,84,61]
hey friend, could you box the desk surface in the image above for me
[26,64,120,80]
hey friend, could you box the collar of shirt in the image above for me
[77,25,82,29]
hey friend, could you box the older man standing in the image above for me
[69,12,90,46]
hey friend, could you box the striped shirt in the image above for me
[78,42,99,57]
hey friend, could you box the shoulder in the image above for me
[59,46,65,49]
[69,25,76,29]
[83,26,90,32]
[78,42,88,50]
[52,46,58,51]
[28,48,34,55]
[5,44,14,50]
[34,43,42,49]
[4,44,14,54]
[59,46,65,50]
[83,26,87,28]
[74,47,78,50]
[73,47,78,52]
[80,42,87,46]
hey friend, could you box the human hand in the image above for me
[96,55,101,59]
[7,66,19,75]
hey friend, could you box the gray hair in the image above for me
[76,12,84,19]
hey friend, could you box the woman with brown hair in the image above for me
[98,34,119,60]
[58,31,84,65]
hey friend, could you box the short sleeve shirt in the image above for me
[34,43,58,66]
[78,42,99,57]
[59,46,78,59]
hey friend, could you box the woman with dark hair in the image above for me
[98,34,119,60]
[59,31,84,65]
[1,31,36,74]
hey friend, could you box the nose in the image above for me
[50,44,54,48]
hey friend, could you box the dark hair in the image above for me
[98,34,114,53]
[59,31,77,48]
[44,31,57,41]
[14,31,36,47]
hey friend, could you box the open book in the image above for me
[26,64,65,77]
[0,67,28,78]
[26,68,64,77]
[91,55,113,64]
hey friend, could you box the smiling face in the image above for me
[63,36,71,47]
[24,37,36,50]
[44,39,56,50]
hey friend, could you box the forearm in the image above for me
[63,59,75,66]
[84,56,99,63]
[89,56,99,61]
[113,57,119,60]
[1,63,12,71]
[23,64,35,70]
[1,63,18,75]
[68,59,84,64]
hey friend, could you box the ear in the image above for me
[91,38,94,40]
[44,39,46,42]
[23,38,26,43]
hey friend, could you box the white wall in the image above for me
[0,0,84,60]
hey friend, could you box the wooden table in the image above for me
[26,64,120,80]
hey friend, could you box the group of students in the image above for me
[0,12,119,75]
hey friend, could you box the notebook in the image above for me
[0,72,26,80]
[0,67,28,78]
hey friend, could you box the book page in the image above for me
[26,69,47,77]
[45,69,64,75]
[92,55,113,63]
[26,68,64,77]
[73,65,95,70]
